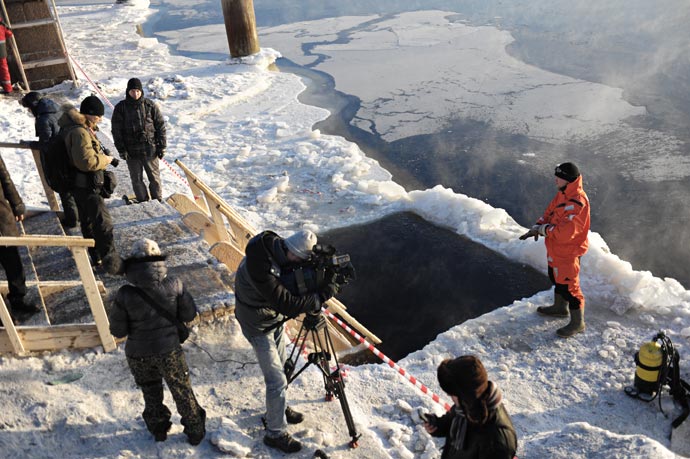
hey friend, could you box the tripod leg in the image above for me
[330,369,360,448]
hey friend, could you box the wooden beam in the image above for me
[71,247,116,352]
[22,57,70,70]
[30,148,60,212]
[182,211,224,246]
[210,240,245,272]
[11,18,56,29]
[0,280,106,295]
[0,296,26,355]
[326,298,382,345]
[166,192,207,217]
[0,235,95,248]
[0,142,31,149]
[0,323,103,353]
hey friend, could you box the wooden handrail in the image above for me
[0,235,95,248]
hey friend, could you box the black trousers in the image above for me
[58,191,79,228]
[0,245,26,304]
[72,188,115,263]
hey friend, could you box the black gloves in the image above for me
[319,282,339,303]
[156,147,166,159]
[110,157,120,168]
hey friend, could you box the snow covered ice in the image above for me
[0,0,689,458]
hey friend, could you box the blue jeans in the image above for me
[244,325,288,436]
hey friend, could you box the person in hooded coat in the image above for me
[21,91,79,229]
[59,95,121,273]
[422,356,518,459]
[519,162,590,338]
[109,238,206,445]
[111,77,167,203]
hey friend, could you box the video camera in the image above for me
[309,244,356,287]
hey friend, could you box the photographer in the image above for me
[234,229,338,454]
[111,78,166,203]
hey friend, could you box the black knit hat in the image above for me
[127,78,143,92]
[21,91,42,109]
[437,355,489,401]
[555,162,580,183]
[80,95,105,116]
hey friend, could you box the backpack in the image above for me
[40,132,74,194]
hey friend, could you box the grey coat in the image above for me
[109,256,197,357]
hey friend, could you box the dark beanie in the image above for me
[80,95,105,116]
[555,162,580,183]
[438,355,489,401]
[21,91,42,109]
[127,78,143,92]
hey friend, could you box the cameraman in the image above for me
[234,229,338,454]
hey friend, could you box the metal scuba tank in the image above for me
[634,341,664,396]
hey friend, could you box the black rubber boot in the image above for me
[557,308,585,338]
[537,293,569,318]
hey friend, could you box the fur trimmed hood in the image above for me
[58,105,99,132]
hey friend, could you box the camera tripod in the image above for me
[284,312,361,448]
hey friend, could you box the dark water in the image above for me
[321,212,551,360]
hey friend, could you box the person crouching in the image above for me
[108,238,206,445]
[422,355,518,459]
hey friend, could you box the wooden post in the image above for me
[221,0,260,58]
[30,148,60,212]
[0,295,26,355]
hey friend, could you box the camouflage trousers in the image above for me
[127,348,206,442]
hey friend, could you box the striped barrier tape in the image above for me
[322,307,452,412]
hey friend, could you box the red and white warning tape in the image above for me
[322,308,452,412]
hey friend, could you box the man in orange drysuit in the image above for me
[519,162,590,338]
[0,16,13,94]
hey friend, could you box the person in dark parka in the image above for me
[109,238,206,445]
[0,155,39,321]
[21,91,79,229]
[423,355,517,459]
[111,77,167,203]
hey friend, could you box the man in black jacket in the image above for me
[111,78,167,203]
[109,238,206,445]
[21,92,79,229]
[234,229,338,454]
[0,155,39,322]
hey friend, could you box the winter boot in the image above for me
[285,406,304,424]
[537,293,569,318]
[263,432,302,453]
[556,308,585,338]
[10,297,39,321]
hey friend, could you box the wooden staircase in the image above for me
[1,0,76,90]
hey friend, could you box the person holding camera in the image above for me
[109,238,206,445]
[422,355,517,459]
[234,229,339,454]
[111,77,167,203]
[58,95,121,274]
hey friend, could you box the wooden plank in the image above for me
[166,193,206,217]
[182,211,224,245]
[207,201,232,243]
[209,241,245,272]
[11,18,56,29]
[0,235,94,248]
[31,148,60,212]
[0,280,105,295]
[22,57,70,69]
[0,142,31,149]
[71,247,116,352]
[0,296,26,355]
[0,324,102,353]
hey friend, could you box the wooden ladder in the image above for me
[0,0,76,90]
